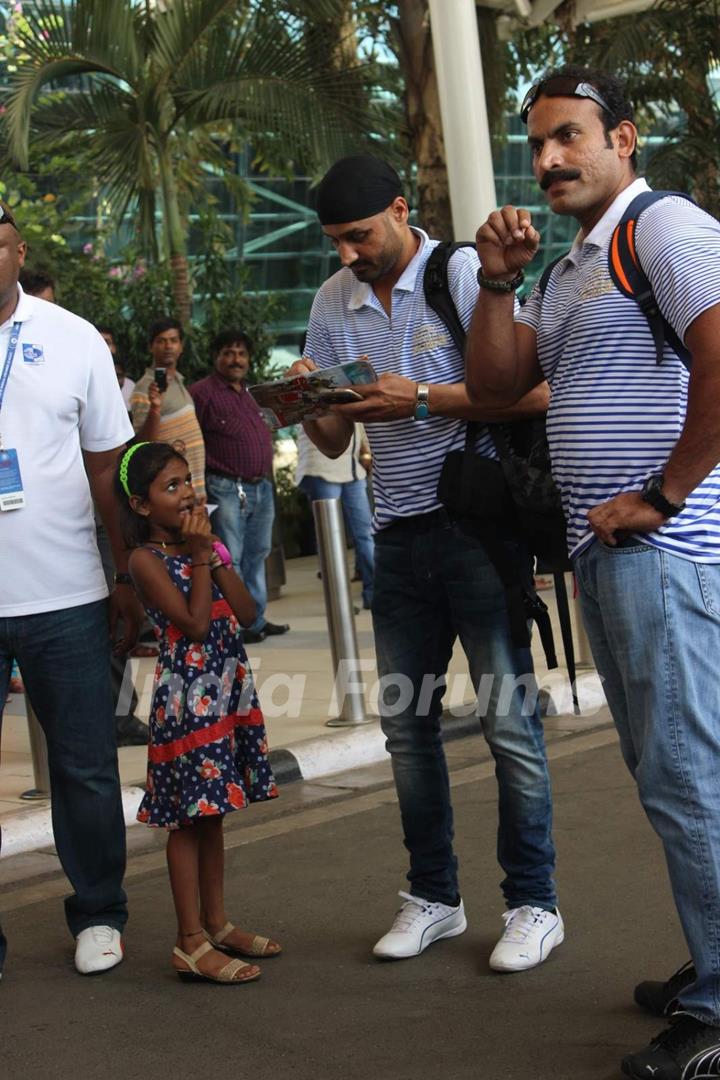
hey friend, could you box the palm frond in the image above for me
[5,0,143,167]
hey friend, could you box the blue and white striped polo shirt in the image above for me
[305,228,495,530]
[516,178,720,562]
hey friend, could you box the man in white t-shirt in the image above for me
[467,66,720,1078]
[0,205,138,978]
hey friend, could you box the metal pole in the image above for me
[312,499,370,728]
[20,693,51,801]
[428,0,498,238]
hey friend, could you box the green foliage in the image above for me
[1,0,390,268]
[507,0,720,217]
[10,170,281,381]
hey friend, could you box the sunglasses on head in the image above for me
[0,204,17,230]
[521,77,611,124]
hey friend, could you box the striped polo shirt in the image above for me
[516,178,720,562]
[305,228,494,530]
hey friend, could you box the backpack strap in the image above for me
[423,240,476,356]
[537,254,566,298]
[608,190,694,370]
[423,240,487,453]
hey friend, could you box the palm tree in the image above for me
[3,0,382,320]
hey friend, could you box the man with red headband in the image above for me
[0,204,137,978]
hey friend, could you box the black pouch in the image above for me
[436,426,514,524]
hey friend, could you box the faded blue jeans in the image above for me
[206,473,275,634]
[576,538,720,1026]
[299,475,375,608]
[372,512,557,910]
[0,600,128,942]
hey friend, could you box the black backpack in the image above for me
[424,240,569,573]
[425,195,698,709]
[428,192,697,570]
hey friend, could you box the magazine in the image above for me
[249,358,377,430]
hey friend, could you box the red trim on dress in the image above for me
[148,708,265,764]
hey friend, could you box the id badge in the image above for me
[0,448,25,511]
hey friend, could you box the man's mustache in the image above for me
[540,169,581,190]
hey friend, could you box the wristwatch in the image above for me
[641,473,686,518]
[113,571,133,586]
[414,383,430,420]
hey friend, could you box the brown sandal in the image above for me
[172,940,261,983]
[205,921,282,958]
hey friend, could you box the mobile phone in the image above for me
[318,388,364,404]
[154,367,168,392]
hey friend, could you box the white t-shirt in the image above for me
[0,288,134,616]
[295,424,368,485]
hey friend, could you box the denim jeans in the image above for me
[0,600,128,938]
[372,513,557,910]
[206,473,274,633]
[576,539,720,1026]
[299,475,375,607]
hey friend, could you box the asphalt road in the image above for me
[1,726,685,1080]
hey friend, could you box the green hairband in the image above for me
[119,442,151,498]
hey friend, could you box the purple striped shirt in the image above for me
[190,373,272,479]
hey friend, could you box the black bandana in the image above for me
[315,156,404,225]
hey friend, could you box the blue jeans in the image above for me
[372,514,557,909]
[576,539,720,1026]
[0,600,128,939]
[206,473,275,633]
[299,475,375,607]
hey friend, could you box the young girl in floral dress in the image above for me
[115,441,279,984]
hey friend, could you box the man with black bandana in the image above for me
[286,156,564,971]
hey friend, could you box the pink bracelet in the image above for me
[211,540,233,568]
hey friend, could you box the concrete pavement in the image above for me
[0,725,684,1080]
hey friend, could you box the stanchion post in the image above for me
[20,693,51,801]
[312,499,370,728]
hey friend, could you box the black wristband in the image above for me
[477,268,524,292]
[113,572,133,586]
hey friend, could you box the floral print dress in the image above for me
[137,550,277,829]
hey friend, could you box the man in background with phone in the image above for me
[130,317,206,500]
[287,156,562,973]
[190,328,289,644]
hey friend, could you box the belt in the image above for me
[383,508,454,533]
[208,469,267,484]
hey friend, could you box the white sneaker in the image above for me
[74,926,124,975]
[489,905,564,972]
[372,891,467,959]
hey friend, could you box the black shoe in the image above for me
[262,621,289,636]
[635,960,696,1017]
[115,715,149,747]
[242,628,266,644]
[621,1014,720,1079]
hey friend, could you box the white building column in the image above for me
[427,0,498,239]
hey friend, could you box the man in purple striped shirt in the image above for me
[190,329,289,642]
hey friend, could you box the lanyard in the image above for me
[0,322,22,451]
